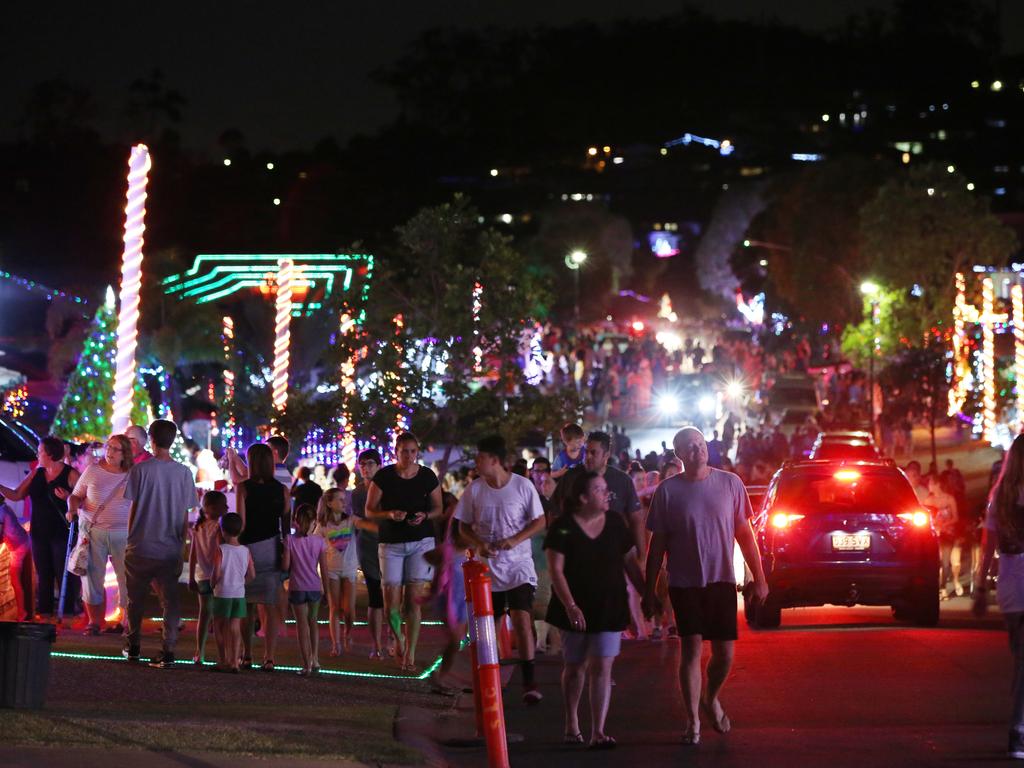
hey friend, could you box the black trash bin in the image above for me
[0,621,57,708]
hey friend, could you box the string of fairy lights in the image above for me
[948,269,1024,441]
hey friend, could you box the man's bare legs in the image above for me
[704,639,735,731]
[679,635,703,740]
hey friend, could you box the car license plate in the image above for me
[832,533,870,551]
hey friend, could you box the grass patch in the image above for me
[0,703,423,764]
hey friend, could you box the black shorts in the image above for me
[669,582,738,641]
[492,583,535,615]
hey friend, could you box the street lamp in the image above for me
[860,281,881,434]
[565,250,588,326]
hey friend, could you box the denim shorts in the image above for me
[562,630,622,665]
[379,538,435,586]
[288,590,323,605]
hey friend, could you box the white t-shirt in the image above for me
[215,543,250,599]
[647,468,753,589]
[73,464,132,531]
[454,473,545,592]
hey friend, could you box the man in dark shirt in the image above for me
[552,431,643,556]
[291,467,323,512]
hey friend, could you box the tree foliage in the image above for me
[860,164,1018,338]
[52,293,152,443]
[331,196,577,463]
[757,158,889,325]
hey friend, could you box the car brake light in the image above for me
[833,469,861,482]
[771,512,805,529]
[898,510,929,528]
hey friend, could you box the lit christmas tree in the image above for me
[52,287,152,443]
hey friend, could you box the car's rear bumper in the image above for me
[766,561,935,608]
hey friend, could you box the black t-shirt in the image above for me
[291,481,323,512]
[371,464,439,544]
[544,512,633,633]
[27,465,73,541]
[239,479,286,545]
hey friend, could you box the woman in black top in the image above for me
[0,436,80,618]
[237,442,288,670]
[545,470,644,750]
[365,432,442,672]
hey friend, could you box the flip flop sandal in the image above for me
[564,732,584,744]
[261,660,275,671]
[588,736,617,750]
[700,699,731,734]
[239,657,253,671]
[682,726,701,745]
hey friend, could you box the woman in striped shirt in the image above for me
[67,434,134,634]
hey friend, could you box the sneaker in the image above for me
[149,651,176,669]
[123,643,141,662]
[522,685,543,705]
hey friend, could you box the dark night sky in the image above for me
[3,1,1021,152]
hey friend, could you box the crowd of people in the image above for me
[1,384,1020,754]
[0,417,773,749]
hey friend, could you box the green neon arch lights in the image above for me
[162,254,373,318]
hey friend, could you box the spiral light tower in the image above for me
[1014,285,1024,426]
[112,144,151,435]
[982,277,997,441]
[272,259,294,413]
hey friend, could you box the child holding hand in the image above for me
[210,513,254,672]
[189,490,227,664]
[312,488,359,655]
[284,503,330,675]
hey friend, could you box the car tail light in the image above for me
[771,512,805,529]
[833,469,861,482]
[898,510,930,528]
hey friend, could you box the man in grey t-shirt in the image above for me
[123,419,197,668]
[643,427,768,745]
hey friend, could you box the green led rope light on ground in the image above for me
[146,618,444,626]
[51,650,443,681]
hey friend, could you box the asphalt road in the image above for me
[439,600,1014,767]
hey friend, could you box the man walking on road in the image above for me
[643,426,768,745]
[123,419,198,668]
[456,435,547,703]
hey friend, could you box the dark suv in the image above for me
[746,459,939,629]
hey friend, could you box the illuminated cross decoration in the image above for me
[162,253,373,319]
[950,273,1012,441]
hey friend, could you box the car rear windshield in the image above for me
[771,388,817,407]
[812,444,878,460]
[775,472,917,514]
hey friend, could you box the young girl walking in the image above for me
[284,503,330,675]
[210,513,254,672]
[188,490,227,664]
[425,491,468,694]
[312,489,358,655]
